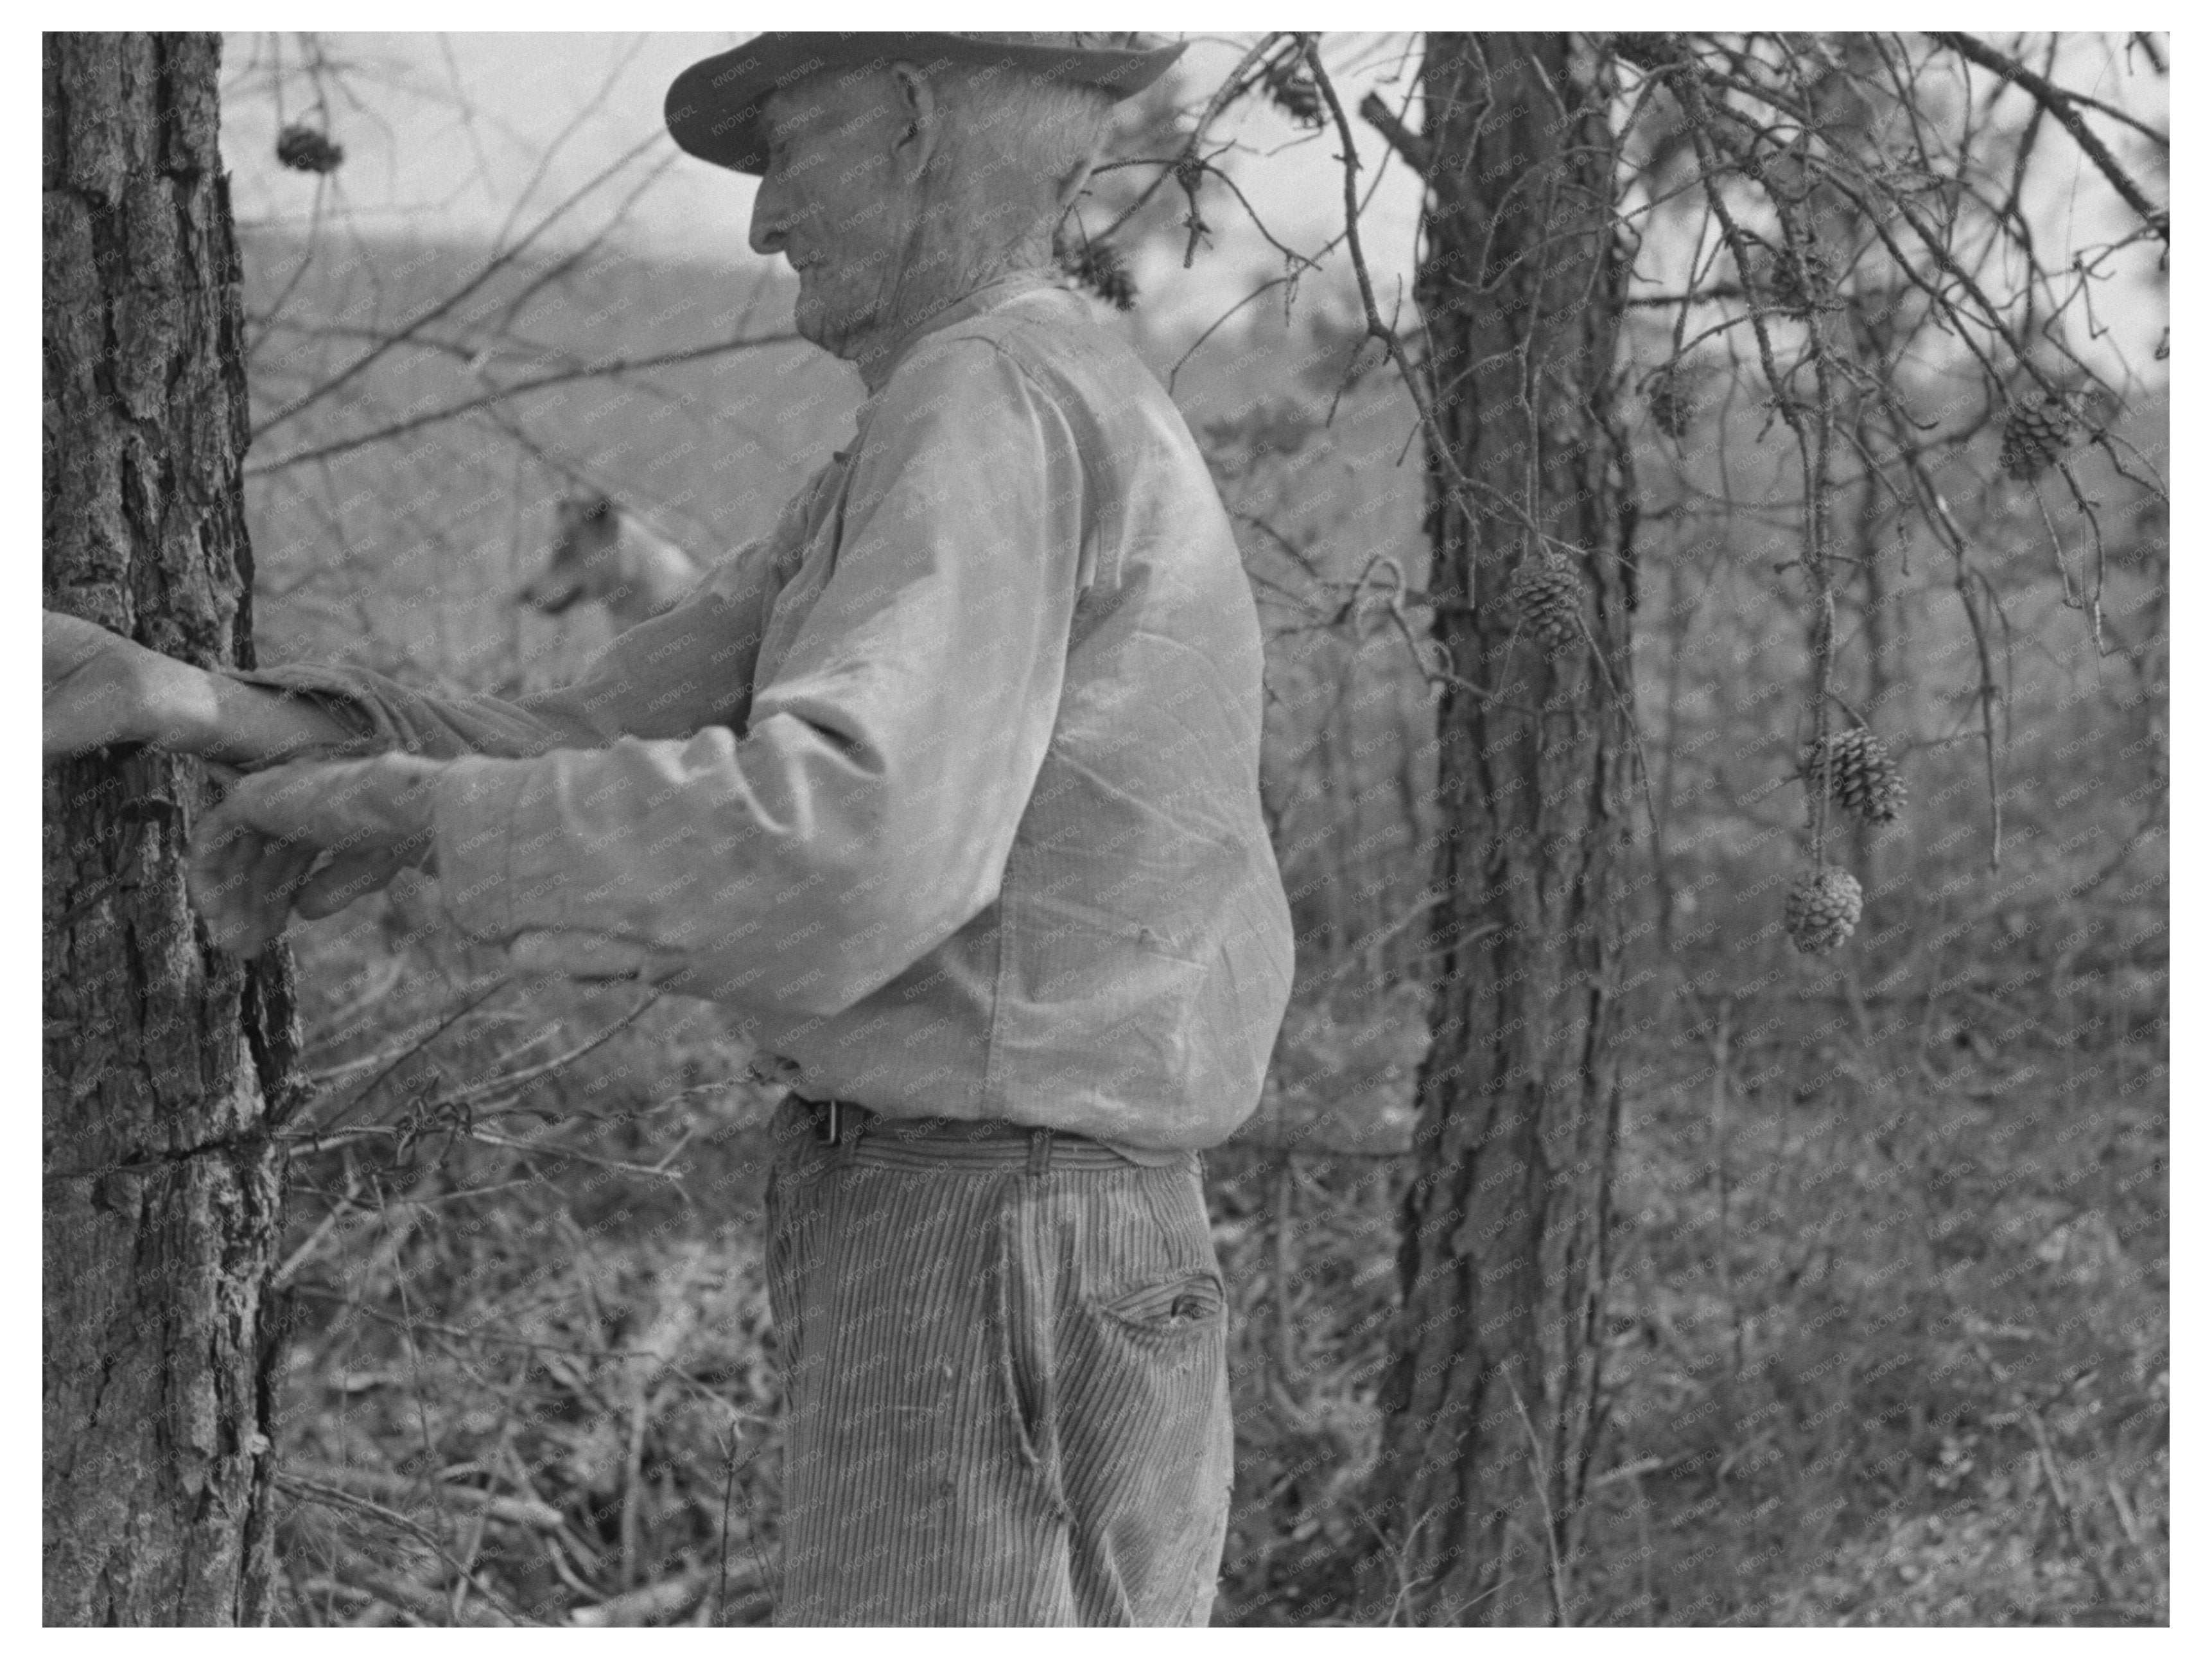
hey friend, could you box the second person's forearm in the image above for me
[139,652,372,767]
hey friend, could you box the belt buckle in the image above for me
[814,1097,859,1147]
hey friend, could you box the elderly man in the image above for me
[43,31,1294,1627]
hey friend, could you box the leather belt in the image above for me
[789,1094,1136,1172]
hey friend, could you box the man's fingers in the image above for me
[187,838,270,955]
[242,841,318,956]
[186,803,261,938]
[186,755,445,952]
[294,845,405,920]
[252,841,320,956]
[187,802,317,956]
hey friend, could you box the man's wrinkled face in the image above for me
[749,74,920,360]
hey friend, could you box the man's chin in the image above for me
[794,294,870,362]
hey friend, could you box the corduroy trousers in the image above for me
[763,1095,1235,1626]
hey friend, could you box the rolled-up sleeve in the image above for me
[220,517,796,762]
[430,337,1091,1017]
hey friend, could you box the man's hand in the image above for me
[187,754,445,957]
[44,611,218,759]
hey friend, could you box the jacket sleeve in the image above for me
[221,550,774,761]
[426,337,1090,1017]
[218,474,832,762]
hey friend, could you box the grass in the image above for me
[263,836,2165,1626]
[1198,861,2166,1627]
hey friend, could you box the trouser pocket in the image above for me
[1095,1268,1226,1334]
[1052,1164,1234,1624]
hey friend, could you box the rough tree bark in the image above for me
[43,31,297,1626]
[1363,32,1637,1625]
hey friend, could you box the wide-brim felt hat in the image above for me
[665,31,1187,175]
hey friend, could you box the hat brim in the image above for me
[665,32,1187,175]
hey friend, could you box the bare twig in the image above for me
[288,1461,563,1530]
[278,1477,542,1626]
[1300,36,1549,556]
[571,1565,751,1628]
[250,127,674,442]
[1929,33,2168,242]
[1357,89,1430,174]
[1501,1370,1571,1627]
[248,331,799,477]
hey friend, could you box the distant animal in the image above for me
[520,494,704,632]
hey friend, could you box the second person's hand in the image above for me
[43,610,218,760]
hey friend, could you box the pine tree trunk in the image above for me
[43,31,297,1626]
[1363,31,1636,1626]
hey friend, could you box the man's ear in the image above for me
[888,62,941,180]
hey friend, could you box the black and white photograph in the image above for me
[38,24,2171,1629]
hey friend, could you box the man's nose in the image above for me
[749,178,790,258]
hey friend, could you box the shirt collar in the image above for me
[852,267,1063,419]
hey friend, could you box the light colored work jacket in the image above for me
[242,268,1295,1154]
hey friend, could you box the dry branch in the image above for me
[1928,31,2168,243]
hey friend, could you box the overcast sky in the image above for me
[218,31,1432,340]
[215,31,2165,370]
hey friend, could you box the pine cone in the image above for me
[1646,369,1697,442]
[1260,55,1325,128]
[1773,238,1833,316]
[2000,394,2077,480]
[1055,237,1137,312]
[1611,33,1682,72]
[1802,727,1908,827]
[1508,553,1585,651]
[275,123,345,175]
[1784,865,1863,955]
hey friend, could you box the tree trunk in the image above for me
[1363,31,1636,1626]
[44,31,296,1626]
